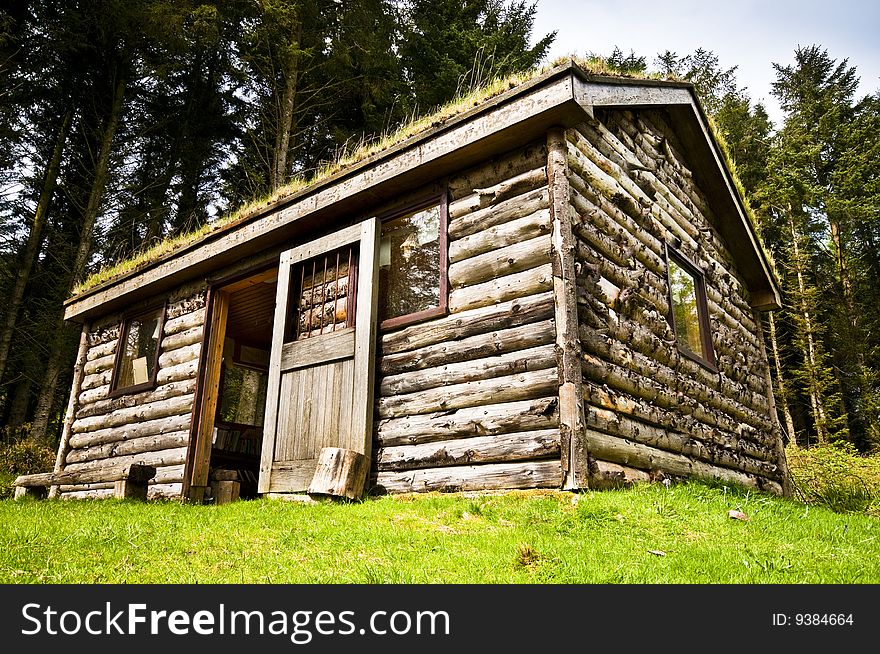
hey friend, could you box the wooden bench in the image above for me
[14,463,157,501]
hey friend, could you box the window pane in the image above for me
[219,363,268,427]
[117,314,161,389]
[668,258,704,357]
[378,204,441,322]
[291,246,354,341]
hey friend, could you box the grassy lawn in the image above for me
[1,481,877,584]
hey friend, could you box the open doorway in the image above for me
[196,267,278,500]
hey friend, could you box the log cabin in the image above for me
[32,60,789,502]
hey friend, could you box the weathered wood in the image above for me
[449,208,551,263]
[66,430,189,464]
[378,367,558,419]
[548,126,589,490]
[308,447,368,499]
[449,186,549,239]
[15,462,157,489]
[448,234,550,290]
[50,323,90,498]
[381,291,554,355]
[377,429,559,471]
[83,353,116,376]
[85,340,116,362]
[156,359,199,386]
[160,326,203,352]
[76,378,197,420]
[472,165,547,206]
[158,342,201,369]
[447,141,546,200]
[381,319,555,376]
[584,403,780,479]
[584,428,782,495]
[374,460,562,494]
[280,327,354,372]
[60,447,187,476]
[163,308,206,336]
[448,262,553,313]
[69,413,192,449]
[80,370,112,391]
[590,459,652,489]
[212,480,240,504]
[380,343,556,396]
[267,459,317,493]
[72,393,194,434]
[377,397,559,447]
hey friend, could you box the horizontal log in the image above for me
[81,370,112,391]
[78,384,109,406]
[76,378,198,420]
[72,394,194,434]
[449,234,550,290]
[84,354,116,376]
[583,374,775,459]
[381,291,553,355]
[585,403,779,479]
[16,462,156,488]
[584,428,782,495]
[472,165,547,205]
[60,447,189,477]
[59,482,183,501]
[373,460,562,494]
[86,340,116,362]
[449,186,549,240]
[381,318,555,376]
[448,263,554,313]
[88,324,120,347]
[66,430,190,464]
[377,428,560,471]
[449,208,551,263]
[377,397,559,447]
[163,308,206,336]
[158,343,201,369]
[161,326,203,352]
[447,141,546,200]
[57,465,183,491]
[380,343,556,396]
[378,367,558,419]
[589,459,652,489]
[165,290,207,320]
[156,359,199,385]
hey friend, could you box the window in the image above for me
[378,197,447,329]
[217,338,269,427]
[110,306,164,395]
[666,246,715,367]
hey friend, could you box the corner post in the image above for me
[547,127,590,489]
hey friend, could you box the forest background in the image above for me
[0,0,878,466]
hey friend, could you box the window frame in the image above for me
[664,244,716,371]
[378,192,449,331]
[108,303,166,397]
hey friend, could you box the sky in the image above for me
[530,0,880,127]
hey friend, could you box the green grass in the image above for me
[1,482,877,584]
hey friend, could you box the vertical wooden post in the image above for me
[48,322,90,499]
[188,290,230,502]
[547,127,590,490]
[753,309,792,497]
[350,217,380,463]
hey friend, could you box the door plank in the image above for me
[280,328,355,372]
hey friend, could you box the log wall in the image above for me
[569,109,784,494]
[58,282,208,499]
[373,142,564,493]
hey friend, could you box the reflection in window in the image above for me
[218,362,268,427]
[378,203,442,323]
[115,311,162,390]
[668,257,704,357]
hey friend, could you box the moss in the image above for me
[73,58,678,298]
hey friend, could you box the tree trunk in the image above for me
[271,20,302,191]
[767,310,797,446]
[0,111,71,389]
[31,77,126,441]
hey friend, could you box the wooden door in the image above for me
[258,218,380,495]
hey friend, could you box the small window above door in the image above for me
[378,197,448,329]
